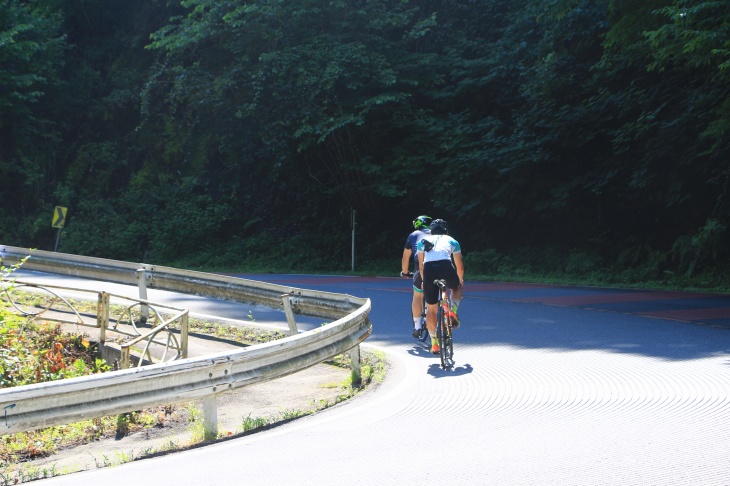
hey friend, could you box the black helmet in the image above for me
[413,215,432,230]
[430,219,448,235]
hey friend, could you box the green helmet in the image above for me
[413,215,432,230]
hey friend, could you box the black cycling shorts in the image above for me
[422,260,461,305]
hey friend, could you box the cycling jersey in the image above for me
[417,235,461,263]
[405,229,430,266]
[418,234,462,305]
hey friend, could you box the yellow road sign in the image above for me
[52,206,67,228]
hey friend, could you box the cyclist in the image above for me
[401,215,432,338]
[417,219,464,355]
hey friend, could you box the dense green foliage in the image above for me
[2,0,729,286]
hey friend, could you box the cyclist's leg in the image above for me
[443,267,463,327]
[450,284,463,310]
[422,263,441,352]
[410,272,425,337]
[436,301,446,360]
[411,272,424,323]
[425,301,438,333]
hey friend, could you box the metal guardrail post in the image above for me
[121,346,130,370]
[281,294,299,336]
[203,395,218,440]
[136,269,149,324]
[349,345,362,387]
[181,311,189,359]
[97,291,110,352]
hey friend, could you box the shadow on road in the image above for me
[427,362,473,378]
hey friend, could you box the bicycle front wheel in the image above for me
[418,304,429,343]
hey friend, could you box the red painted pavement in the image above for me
[640,307,730,321]
[514,291,715,306]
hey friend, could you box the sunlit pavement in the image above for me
[20,271,730,486]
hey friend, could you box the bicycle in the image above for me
[434,279,454,369]
[401,271,429,343]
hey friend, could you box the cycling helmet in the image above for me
[429,219,448,235]
[413,215,432,230]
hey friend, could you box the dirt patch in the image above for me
[16,363,351,475]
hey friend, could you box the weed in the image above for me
[160,440,180,452]
[0,462,61,485]
[113,450,137,465]
[324,350,387,387]
[241,414,270,432]
[278,409,308,421]
[186,404,205,442]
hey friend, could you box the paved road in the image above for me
[21,272,730,485]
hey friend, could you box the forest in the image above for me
[2,0,729,287]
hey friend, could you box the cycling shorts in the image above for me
[412,270,423,293]
[422,260,461,305]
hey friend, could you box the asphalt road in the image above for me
[17,271,730,485]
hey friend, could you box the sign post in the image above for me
[52,206,68,252]
[351,209,356,272]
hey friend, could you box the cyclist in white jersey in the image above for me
[417,219,464,355]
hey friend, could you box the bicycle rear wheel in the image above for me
[443,330,453,366]
[436,306,454,369]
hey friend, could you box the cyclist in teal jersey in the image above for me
[417,219,464,355]
[401,215,432,338]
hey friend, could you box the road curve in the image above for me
[32,274,730,485]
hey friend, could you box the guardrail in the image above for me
[1,280,190,368]
[0,245,372,438]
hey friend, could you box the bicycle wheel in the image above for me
[410,313,429,343]
[418,301,429,343]
[443,328,454,367]
[435,306,450,369]
[440,305,456,369]
[436,305,444,365]
[418,321,429,342]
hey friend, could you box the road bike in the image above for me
[434,279,454,369]
[401,271,429,343]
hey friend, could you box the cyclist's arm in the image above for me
[417,250,425,278]
[453,251,464,284]
[401,248,412,274]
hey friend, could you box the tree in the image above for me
[0,0,65,233]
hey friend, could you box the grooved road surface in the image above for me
[29,273,730,485]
